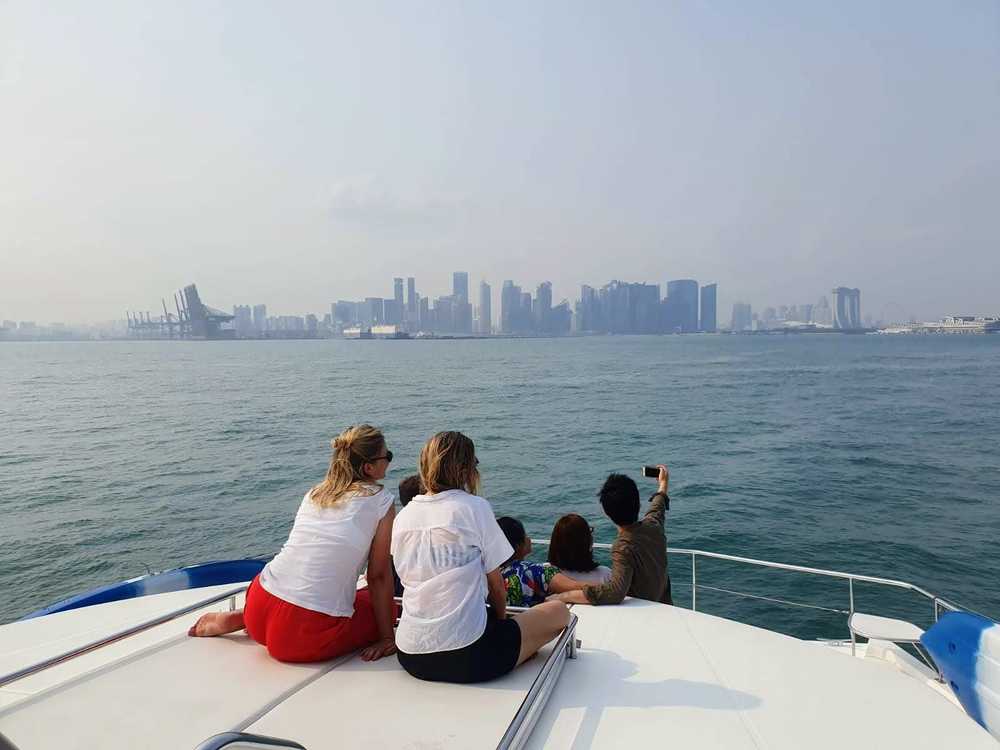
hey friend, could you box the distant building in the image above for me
[362,297,384,326]
[832,287,862,329]
[478,281,492,334]
[813,296,833,326]
[252,304,267,334]
[233,305,254,338]
[306,314,318,334]
[577,285,600,333]
[334,300,358,326]
[453,272,469,303]
[731,302,753,332]
[501,281,520,334]
[699,284,717,332]
[383,299,401,326]
[535,282,553,333]
[665,280,699,333]
[394,278,404,319]
[418,297,429,329]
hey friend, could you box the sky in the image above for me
[1,1,998,324]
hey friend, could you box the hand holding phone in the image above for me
[642,465,670,495]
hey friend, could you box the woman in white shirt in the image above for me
[392,431,570,683]
[189,424,397,663]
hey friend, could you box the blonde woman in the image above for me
[391,431,570,683]
[189,425,397,663]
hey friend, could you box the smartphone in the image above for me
[642,465,659,478]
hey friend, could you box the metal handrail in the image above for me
[0,584,248,689]
[497,612,579,750]
[530,538,969,641]
[195,732,305,749]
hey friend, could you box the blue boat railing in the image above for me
[20,559,267,620]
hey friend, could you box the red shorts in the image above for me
[243,575,379,663]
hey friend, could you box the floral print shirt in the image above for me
[502,559,559,607]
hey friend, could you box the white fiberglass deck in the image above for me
[0,588,996,749]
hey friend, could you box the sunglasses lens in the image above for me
[386,450,393,463]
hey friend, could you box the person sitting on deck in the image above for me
[391,431,570,684]
[392,475,424,596]
[549,465,672,606]
[496,516,586,607]
[546,513,613,585]
[188,424,398,663]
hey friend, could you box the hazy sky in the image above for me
[2,1,998,324]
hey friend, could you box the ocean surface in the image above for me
[1,335,998,637]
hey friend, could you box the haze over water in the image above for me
[1,335,998,635]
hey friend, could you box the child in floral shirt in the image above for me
[496,517,586,607]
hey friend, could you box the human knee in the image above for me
[544,601,570,629]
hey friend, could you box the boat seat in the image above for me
[848,612,924,643]
[848,612,941,679]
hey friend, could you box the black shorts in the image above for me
[397,614,522,684]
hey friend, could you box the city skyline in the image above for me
[3,3,998,326]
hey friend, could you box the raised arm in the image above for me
[361,506,397,661]
[644,464,670,525]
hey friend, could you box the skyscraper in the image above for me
[535,282,552,333]
[501,281,519,334]
[700,283,717,332]
[832,287,862,329]
[478,281,492,334]
[252,304,267,334]
[406,277,416,313]
[453,272,469,303]
[665,279,699,333]
[394,278,404,310]
[233,305,254,337]
[731,302,752,332]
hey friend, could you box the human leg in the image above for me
[511,600,570,666]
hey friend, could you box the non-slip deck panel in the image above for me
[249,642,557,748]
[0,633,330,750]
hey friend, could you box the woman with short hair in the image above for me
[392,431,570,683]
[189,424,397,663]
[547,513,613,585]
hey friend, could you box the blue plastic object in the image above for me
[921,611,997,736]
[20,559,267,620]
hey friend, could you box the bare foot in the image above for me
[188,610,246,637]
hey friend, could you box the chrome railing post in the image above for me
[849,578,856,656]
[691,552,697,612]
[933,598,940,623]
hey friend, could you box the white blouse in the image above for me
[391,489,513,654]
[259,485,394,617]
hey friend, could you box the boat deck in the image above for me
[0,586,996,749]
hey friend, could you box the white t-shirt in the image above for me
[259,485,394,617]
[549,564,612,585]
[391,489,513,654]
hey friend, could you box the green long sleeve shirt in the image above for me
[584,492,670,605]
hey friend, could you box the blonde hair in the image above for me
[419,431,480,495]
[310,424,385,507]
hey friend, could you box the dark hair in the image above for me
[497,516,526,551]
[547,513,599,572]
[599,473,640,526]
[397,474,423,506]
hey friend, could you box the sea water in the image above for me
[1,335,998,637]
